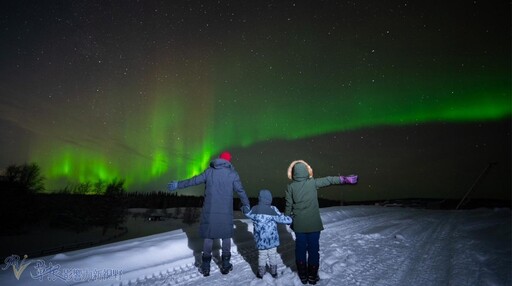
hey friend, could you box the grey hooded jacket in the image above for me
[177,158,250,238]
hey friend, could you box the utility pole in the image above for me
[456,162,496,210]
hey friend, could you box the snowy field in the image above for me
[1,205,510,286]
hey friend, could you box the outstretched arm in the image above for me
[314,175,358,188]
[168,172,207,192]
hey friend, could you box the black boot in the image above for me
[199,254,211,277]
[256,266,266,278]
[220,253,233,274]
[296,260,308,284]
[269,264,277,278]
[307,264,319,285]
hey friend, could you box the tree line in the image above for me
[0,163,341,235]
[0,163,129,235]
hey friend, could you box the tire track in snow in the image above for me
[118,251,256,286]
[119,218,263,286]
[319,208,418,286]
[390,211,458,286]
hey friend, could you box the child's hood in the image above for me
[250,190,279,216]
[258,189,272,206]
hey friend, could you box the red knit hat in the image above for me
[219,151,232,162]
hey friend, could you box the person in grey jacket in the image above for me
[168,151,251,277]
[245,189,292,278]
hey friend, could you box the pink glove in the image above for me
[340,175,358,184]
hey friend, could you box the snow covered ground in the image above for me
[1,205,510,286]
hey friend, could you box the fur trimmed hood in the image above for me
[287,160,313,180]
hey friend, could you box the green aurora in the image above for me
[32,69,510,191]
[1,1,509,193]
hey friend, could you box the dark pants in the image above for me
[295,232,320,265]
[203,238,231,256]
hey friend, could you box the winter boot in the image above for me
[296,260,308,284]
[199,254,212,277]
[220,253,233,274]
[269,264,278,278]
[307,264,319,285]
[256,266,266,278]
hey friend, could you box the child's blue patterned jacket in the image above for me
[245,189,292,250]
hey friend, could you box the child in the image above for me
[245,189,292,278]
[285,160,358,285]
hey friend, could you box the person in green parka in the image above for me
[285,160,358,285]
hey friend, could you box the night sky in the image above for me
[0,1,510,201]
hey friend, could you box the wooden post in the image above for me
[456,162,496,210]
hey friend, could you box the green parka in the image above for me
[285,161,343,233]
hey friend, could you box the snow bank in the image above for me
[1,206,510,286]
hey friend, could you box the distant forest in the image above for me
[0,163,341,236]
[2,163,508,237]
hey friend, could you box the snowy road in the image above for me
[1,206,510,286]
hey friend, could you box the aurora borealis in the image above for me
[0,1,510,199]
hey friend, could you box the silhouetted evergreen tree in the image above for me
[0,163,44,234]
[2,163,45,194]
[96,180,127,235]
